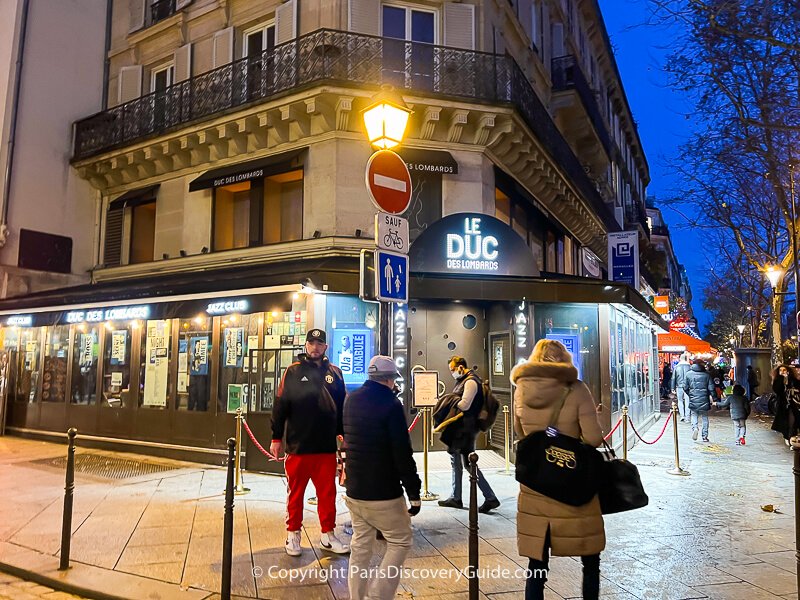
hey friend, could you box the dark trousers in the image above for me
[524,531,600,600]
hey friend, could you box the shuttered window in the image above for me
[443,3,474,50]
[275,0,297,45]
[103,208,124,267]
[349,0,380,35]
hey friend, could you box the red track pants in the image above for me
[284,452,337,533]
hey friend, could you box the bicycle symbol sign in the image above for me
[375,212,409,255]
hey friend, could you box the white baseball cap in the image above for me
[368,355,401,379]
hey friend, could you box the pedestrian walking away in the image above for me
[270,329,350,556]
[343,355,422,600]
[671,353,691,421]
[511,339,605,600]
[747,365,760,402]
[436,355,500,513]
[770,364,800,445]
[714,384,751,445]
[683,358,715,443]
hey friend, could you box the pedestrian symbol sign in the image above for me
[375,250,408,303]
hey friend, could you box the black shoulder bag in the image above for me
[598,440,649,514]
[515,384,604,507]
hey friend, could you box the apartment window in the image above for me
[382,4,436,90]
[495,184,546,272]
[530,1,540,52]
[130,201,156,264]
[151,64,174,93]
[213,169,303,251]
[382,5,436,43]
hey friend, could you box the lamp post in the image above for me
[362,86,411,355]
[737,324,746,348]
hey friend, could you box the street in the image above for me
[0,411,797,600]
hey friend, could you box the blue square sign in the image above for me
[375,250,408,303]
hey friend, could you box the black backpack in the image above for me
[477,380,500,432]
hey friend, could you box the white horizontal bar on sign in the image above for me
[373,173,407,193]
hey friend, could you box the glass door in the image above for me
[243,25,275,101]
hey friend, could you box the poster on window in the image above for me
[177,372,188,393]
[243,335,258,373]
[545,333,582,380]
[224,328,244,368]
[331,328,374,387]
[79,333,95,366]
[190,336,209,375]
[143,320,169,407]
[178,339,188,373]
[227,384,244,413]
[110,330,127,365]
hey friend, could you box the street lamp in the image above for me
[766,266,784,289]
[737,324,746,348]
[362,85,412,150]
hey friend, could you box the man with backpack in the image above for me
[437,356,500,513]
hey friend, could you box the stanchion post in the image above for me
[667,401,690,476]
[59,428,77,571]
[622,405,629,461]
[468,452,480,600]
[421,408,439,501]
[234,409,250,494]
[221,438,236,600]
[503,405,511,475]
[792,436,800,598]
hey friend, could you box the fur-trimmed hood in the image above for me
[510,361,578,384]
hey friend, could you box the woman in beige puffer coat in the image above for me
[510,339,605,600]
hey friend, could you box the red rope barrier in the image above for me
[241,417,285,462]
[603,417,623,441]
[408,413,421,433]
[627,412,672,445]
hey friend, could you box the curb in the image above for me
[0,541,212,600]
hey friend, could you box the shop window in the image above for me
[324,296,378,392]
[545,230,557,272]
[256,306,308,411]
[12,328,41,404]
[176,317,213,412]
[495,189,511,225]
[557,238,565,273]
[139,320,172,409]
[218,314,260,414]
[130,202,156,264]
[71,325,99,405]
[42,326,70,403]
[102,323,133,408]
[213,170,303,251]
[403,171,442,242]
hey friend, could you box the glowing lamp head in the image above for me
[362,86,411,150]
[766,266,783,289]
[736,324,746,334]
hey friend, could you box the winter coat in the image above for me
[439,371,484,453]
[716,393,750,421]
[343,380,421,502]
[271,354,346,454]
[510,360,605,562]
[683,365,715,412]
[670,361,690,391]
[771,375,800,440]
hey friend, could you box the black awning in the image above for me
[108,185,160,210]
[396,148,458,175]
[189,149,305,191]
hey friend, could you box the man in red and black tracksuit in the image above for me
[270,329,349,556]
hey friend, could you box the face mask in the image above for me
[451,370,460,380]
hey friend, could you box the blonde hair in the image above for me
[530,339,573,364]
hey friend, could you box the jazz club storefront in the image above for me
[0,214,665,466]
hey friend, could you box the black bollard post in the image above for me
[468,452,480,600]
[221,438,236,600]
[792,437,800,596]
[59,428,77,571]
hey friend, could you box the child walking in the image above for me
[715,384,750,445]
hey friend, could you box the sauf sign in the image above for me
[446,217,499,271]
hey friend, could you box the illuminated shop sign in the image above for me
[408,213,537,277]
[393,305,407,405]
[207,299,249,315]
[66,305,150,323]
[7,315,32,326]
[213,168,264,188]
[515,301,529,350]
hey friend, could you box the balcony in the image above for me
[73,29,617,230]
[551,55,613,158]
[147,0,176,27]
[625,202,650,236]
[650,225,670,237]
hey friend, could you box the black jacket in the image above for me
[683,364,715,412]
[440,371,483,452]
[343,380,421,502]
[271,354,346,454]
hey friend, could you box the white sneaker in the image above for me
[320,531,350,554]
[285,530,302,556]
[692,428,698,441]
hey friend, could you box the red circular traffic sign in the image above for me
[365,150,412,214]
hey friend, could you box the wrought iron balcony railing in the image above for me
[650,225,670,237]
[551,54,613,158]
[625,202,650,235]
[73,29,617,230]
[148,0,176,27]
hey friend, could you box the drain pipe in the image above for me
[0,0,31,248]
[101,0,113,110]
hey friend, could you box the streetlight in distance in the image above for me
[362,85,412,150]
[737,324,746,347]
[766,266,784,290]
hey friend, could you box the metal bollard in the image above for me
[503,405,511,475]
[59,428,77,571]
[792,436,800,597]
[234,409,250,495]
[667,402,690,476]
[221,438,236,600]
[621,405,629,460]
[421,408,439,501]
[468,452,480,600]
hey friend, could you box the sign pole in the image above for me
[379,301,391,355]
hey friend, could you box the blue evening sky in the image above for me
[597,0,710,331]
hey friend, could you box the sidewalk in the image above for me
[0,411,797,600]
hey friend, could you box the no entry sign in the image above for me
[365,150,412,214]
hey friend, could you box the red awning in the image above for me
[657,331,714,354]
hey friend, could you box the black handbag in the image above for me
[515,384,604,507]
[598,440,648,514]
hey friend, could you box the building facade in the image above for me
[0,0,663,466]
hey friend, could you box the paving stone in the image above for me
[692,581,789,599]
